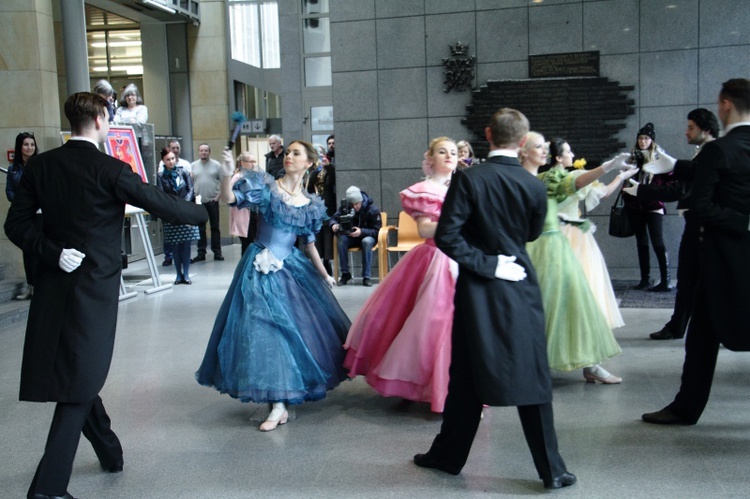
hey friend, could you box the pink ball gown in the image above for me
[344,179,456,413]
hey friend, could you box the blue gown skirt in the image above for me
[196,243,351,404]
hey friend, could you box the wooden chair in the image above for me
[378,211,426,280]
[333,211,387,283]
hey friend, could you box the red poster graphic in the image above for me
[103,126,147,183]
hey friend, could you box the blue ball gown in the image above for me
[196,170,351,404]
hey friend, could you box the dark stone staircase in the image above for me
[0,264,30,331]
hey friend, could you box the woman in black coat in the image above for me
[6,131,39,299]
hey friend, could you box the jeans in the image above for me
[337,234,375,278]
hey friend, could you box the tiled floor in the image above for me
[1,244,748,498]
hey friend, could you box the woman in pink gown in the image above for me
[344,137,458,413]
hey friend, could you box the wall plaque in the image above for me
[529,51,600,78]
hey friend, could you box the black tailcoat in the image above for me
[4,140,208,403]
[435,155,551,406]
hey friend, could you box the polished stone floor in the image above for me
[1,244,749,498]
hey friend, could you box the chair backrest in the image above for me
[396,211,425,247]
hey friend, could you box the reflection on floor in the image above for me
[1,244,749,498]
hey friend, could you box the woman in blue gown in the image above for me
[196,140,349,431]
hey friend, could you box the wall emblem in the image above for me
[442,41,475,93]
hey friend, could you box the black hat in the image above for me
[637,122,655,141]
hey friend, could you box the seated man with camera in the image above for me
[329,186,382,286]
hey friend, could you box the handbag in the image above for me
[608,190,634,238]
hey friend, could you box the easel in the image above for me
[119,205,172,301]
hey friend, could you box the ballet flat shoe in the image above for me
[259,410,288,432]
[583,371,622,384]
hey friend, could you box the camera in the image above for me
[627,149,645,168]
[337,199,356,234]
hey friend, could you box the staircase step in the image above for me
[0,280,26,305]
[0,299,29,331]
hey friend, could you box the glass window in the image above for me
[260,3,280,68]
[304,57,332,87]
[303,17,330,53]
[302,0,329,15]
[229,1,279,69]
[229,3,261,67]
[310,106,334,131]
[85,6,142,78]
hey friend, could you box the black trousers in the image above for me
[667,283,720,424]
[426,330,566,481]
[28,396,122,498]
[664,219,699,337]
[629,209,668,281]
[196,200,221,256]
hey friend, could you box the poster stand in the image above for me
[119,206,172,300]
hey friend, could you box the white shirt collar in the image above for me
[68,136,100,147]
[487,148,519,159]
[724,121,750,134]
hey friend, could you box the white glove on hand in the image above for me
[59,248,85,273]
[601,152,634,173]
[495,255,527,282]
[220,149,236,177]
[617,167,639,182]
[622,179,639,197]
[643,149,677,175]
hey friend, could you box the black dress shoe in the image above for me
[632,279,651,290]
[182,279,192,285]
[544,471,577,489]
[641,408,693,425]
[174,279,182,285]
[31,493,78,499]
[650,327,683,340]
[102,459,124,473]
[648,281,672,292]
[214,254,225,261]
[162,258,172,266]
[338,272,352,286]
[191,255,206,263]
[413,453,461,476]
[362,278,372,287]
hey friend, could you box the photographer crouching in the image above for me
[330,186,381,286]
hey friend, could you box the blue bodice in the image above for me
[232,170,327,261]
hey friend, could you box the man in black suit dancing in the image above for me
[624,108,720,340]
[413,108,575,489]
[642,78,750,425]
[5,93,207,499]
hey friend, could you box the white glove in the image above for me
[59,248,86,273]
[622,179,639,197]
[643,149,677,175]
[617,168,639,182]
[601,152,634,173]
[495,255,527,282]
[220,149,236,177]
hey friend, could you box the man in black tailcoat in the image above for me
[643,78,750,425]
[4,92,207,499]
[413,108,575,489]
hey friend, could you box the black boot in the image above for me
[648,247,671,292]
[633,245,651,289]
